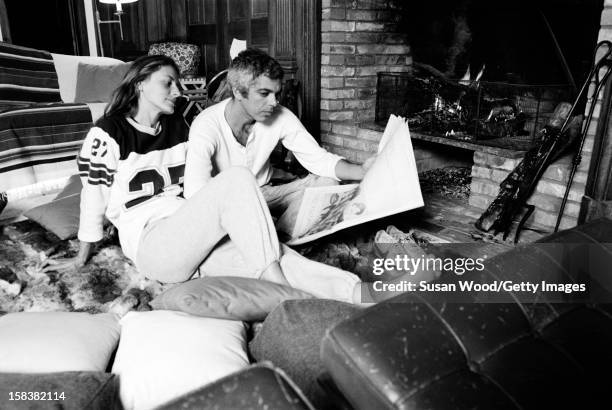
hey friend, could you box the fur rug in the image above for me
[0,221,162,314]
[0,219,427,314]
[0,220,371,314]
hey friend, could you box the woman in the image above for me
[42,55,285,285]
[42,55,364,304]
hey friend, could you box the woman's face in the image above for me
[138,65,181,116]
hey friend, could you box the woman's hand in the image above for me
[40,240,94,273]
[40,256,87,273]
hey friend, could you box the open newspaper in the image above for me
[284,115,424,245]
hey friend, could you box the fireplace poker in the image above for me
[555,40,612,232]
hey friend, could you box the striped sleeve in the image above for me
[77,127,118,243]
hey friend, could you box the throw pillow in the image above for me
[150,276,314,321]
[51,53,124,103]
[55,173,82,199]
[111,310,249,410]
[74,62,131,103]
[0,312,120,373]
[23,175,82,240]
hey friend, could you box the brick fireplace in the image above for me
[319,0,607,233]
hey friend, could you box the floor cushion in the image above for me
[0,312,120,373]
[111,310,249,410]
[249,299,361,409]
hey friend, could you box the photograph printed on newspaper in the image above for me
[286,115,425,245]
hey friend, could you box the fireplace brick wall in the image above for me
[319,0,411,163]
[468,150,590,231]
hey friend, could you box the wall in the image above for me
[319,0,607,232]
[319,0,411,163]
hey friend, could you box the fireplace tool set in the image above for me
[475,40,612,242]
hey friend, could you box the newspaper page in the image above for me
[286,115,424,245]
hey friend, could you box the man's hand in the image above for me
[335,156,377,181]
[362,155,376,173]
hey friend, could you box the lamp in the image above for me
[96,0,138,56]
[99,0,138,15]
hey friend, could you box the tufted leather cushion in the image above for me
[321,218,612,409]
[148,42,200,76]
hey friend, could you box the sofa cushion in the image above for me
[0,312,120,373]
[150,276,313,321]
[111,310,249,410]
[0,372,121,410]
[0,42,61,105]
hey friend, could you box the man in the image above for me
[184,48,371,235]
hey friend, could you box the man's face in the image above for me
[236,75,282,122]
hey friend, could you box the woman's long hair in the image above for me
[104,55,180,118]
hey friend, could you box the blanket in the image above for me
[0,103,93,193]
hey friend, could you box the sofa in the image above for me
[0,41,128,220]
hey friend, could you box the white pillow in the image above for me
[0,312,120,373]
[111,310,249,410]
[51,53,124,103]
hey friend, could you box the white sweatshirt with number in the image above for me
[77,113,188,262]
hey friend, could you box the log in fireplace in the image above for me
[375,70,573,152]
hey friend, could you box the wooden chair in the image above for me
[204,69,230,109]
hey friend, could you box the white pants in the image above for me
[197,240,358,303]
[136,167,280,283]
[136,167,358,302]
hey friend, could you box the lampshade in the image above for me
[100,0,138,14]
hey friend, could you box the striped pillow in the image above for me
[0,42,61,105]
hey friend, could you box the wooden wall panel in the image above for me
[145,0,166,43]
[295,0,320,135]
[170,1,187,40]
[187,0,270,79]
